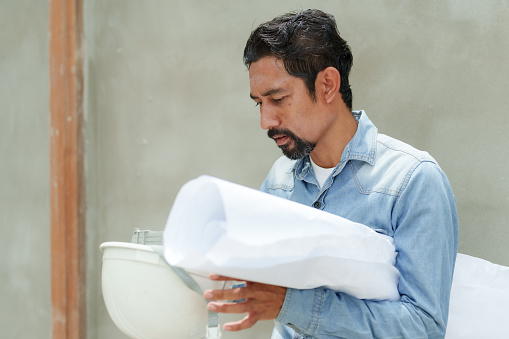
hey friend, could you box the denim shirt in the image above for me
[261,111,459,339]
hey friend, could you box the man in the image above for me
[203,9,458,338]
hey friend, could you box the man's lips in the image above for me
[273,135,290,147]
[267,129,296,148]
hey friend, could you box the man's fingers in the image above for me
[207,301,249,313]
[203,286,247,301]
[204,279,286,333]
[208,273,236,281]
[222,312,259,332]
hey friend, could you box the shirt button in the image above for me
[313,201,321,209]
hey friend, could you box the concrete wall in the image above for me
[86,1,509,338]
[0,1,51,338]
[1,1,508,338]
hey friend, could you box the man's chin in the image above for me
[280,146,307,160]
[284,153,305,160]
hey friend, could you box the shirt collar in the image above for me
[292,110,378,179]
[343,110,377,166]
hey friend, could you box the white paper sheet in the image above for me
[445,253,509,339]
[163,175,400,301]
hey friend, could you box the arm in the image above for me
[277,161,459,338]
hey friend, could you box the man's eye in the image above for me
[255,102,261,107]
[273,97,284,104]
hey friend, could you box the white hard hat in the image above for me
[100,241,224,339]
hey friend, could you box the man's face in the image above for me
[249,57,327,160]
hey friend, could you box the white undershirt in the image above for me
[310,157,336,189]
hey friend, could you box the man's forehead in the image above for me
[248,56,286,77]
[249,57,293,98]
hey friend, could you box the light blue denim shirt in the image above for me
[261,111,459,339]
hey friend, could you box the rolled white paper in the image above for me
[163,175,400,301]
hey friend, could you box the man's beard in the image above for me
[267,128,316,160]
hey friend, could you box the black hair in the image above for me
[244,9,353,109]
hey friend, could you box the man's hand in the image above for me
[203,274,287,332]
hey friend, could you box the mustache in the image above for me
[267,128,298,141]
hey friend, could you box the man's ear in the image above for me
[316,67,341,104]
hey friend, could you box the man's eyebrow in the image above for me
[250,88,285,100]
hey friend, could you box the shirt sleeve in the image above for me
[276,161,459,338]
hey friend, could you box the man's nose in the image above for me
[260,105,281,130]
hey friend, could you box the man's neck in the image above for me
[310,109,358,168]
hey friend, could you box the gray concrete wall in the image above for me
[86,1,509,338]
[0,1,51,338]
[1,1,508,338]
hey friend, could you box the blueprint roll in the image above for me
[163,175,400,301]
